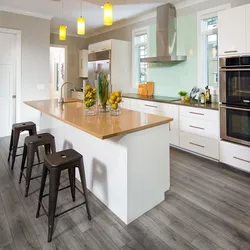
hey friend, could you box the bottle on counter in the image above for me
[205,86,211,104]
[200,93,205,104]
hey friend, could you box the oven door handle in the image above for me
[220,68,250,72]
[220,105,250,112]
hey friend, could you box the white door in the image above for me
[245,4,250,53]
[218,5,246,55]
[0,32,16,137]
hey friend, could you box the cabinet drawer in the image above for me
[180,132,219,160]
[180,106,219,122]
[180,116,219,140]
[220,141,250,173]
[138,100,163,112]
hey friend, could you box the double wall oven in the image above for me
[220,56,250,146]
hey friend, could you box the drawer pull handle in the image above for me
[145,104,158,108]
[224,50,238,53]
[189,112,204,116]
[233,156,250,164]
[189,142,205,148]
[189,125,205,130]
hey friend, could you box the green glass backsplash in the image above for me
[148,14,197,97]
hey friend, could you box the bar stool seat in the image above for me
[8,121,40,169]
[19,133,56,197]
[36,149,91,242]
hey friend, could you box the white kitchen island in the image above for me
[25,99,173,224]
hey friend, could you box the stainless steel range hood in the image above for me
[141,3,187,63]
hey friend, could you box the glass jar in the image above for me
[109,90,122,116]
[83,83,97,116]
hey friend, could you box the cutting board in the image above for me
[138,84,148,96]
[146,82,154,96]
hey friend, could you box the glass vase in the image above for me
[83,83,97,116]
[98,72,110,113]
[110,104,121,116]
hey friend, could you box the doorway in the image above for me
[49,46,66,99]
[0,28,21,137]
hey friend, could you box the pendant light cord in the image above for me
[81,0,83,17]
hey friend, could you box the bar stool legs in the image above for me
[10,129,20,170]
[7,130,13,162]
[68,168,76,202]
[78,159,92,221]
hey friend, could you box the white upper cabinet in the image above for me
[88,40,112,53]
[79,49,88,78]
[218,5,246,56]
[246,4,250,53]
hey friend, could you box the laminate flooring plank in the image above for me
[81,221,119,250]
[0,242,17,250]
[147,205,199,242]
[126,219,172,250]
[192,235,224,250]
[120,239,145,250]
[0,185,42,250]
[163,192,250,248]
[140,211,198,250]
[161,193,242,250]
[93,210,133,248]
[0,196,13,248]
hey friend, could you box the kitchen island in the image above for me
[25,99,173,224]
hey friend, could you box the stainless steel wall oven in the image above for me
[220,56,250,146]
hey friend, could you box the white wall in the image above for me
[0,11,50,125]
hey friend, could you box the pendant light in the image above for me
[104,2,113,26]
[59,0,67,40]
[77,1,86,35]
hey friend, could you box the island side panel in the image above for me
[39,113,129,223]
[126,123,170,224]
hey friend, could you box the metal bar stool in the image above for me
[8,122,40,170]
[19,133,56,197]
[36,149,91,242]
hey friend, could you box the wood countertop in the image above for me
[24,99,173,140]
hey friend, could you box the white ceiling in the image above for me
[0,0,204,36]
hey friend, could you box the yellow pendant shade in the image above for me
[59,25,67,40]
[104,2,113,26]
[77,17,86,35]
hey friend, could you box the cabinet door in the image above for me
[218,6,246,55]
[79,50,88,78]
[246,4,250,53]
[88,40,112,53]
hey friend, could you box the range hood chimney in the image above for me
[141,3,187,63]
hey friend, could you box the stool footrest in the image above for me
[56,202,86,218]
[42,185,71,199]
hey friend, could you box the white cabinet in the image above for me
[179,106,219,160]
[218,5,246,55]
[220,141,250,172]
[120,98,130,109]
[89,40,112,53]
[72,91,83,100]
[79,50,88,78]
[180,132,219,160]
[246,4,250,53]
[136,100,179,147]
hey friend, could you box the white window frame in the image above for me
[132,26,150,88]
[197,4,231,88]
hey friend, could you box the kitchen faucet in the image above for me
[58,82,76,104]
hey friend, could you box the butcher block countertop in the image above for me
[24,99,173,140]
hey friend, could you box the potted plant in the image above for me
[178,90,188,102]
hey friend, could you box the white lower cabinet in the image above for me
[180,132,219,160]
[220,141,250,173]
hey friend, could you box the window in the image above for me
[132,27,149,87]
[202,17,218,88]
[197,4,231,89]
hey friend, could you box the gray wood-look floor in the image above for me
[1,136,250,250]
